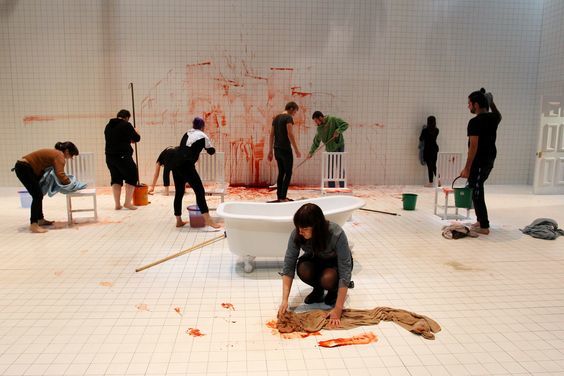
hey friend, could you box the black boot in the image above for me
[324,289,338,306]
[304,287,325,304]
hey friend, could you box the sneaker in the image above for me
[304,288,325,304]
[470,222,480,228]
[324,290,338,306]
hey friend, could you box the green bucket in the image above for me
[402,193,418,210]
[452,176,473,209]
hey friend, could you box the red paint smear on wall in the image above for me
[23,115,56,124]
[187,328,205,337]
[187,61,212,67]
[22,113,113,125]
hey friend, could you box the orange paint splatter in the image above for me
[135,304,150,311]
[99,281,113,287]
[174,307,182,315]
[221,303,235,310]
[187,328,205,337]
[54,271,63,277]
[318,332,378,348]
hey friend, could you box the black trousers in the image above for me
[172,162,208,216]
[424,151,437,183]
[105,154,138,186]
[14,161,44,224]
[274,148,293,200]
[296,254,354,290]
[468,164,493,229]
[162,166,171,187]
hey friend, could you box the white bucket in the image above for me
[18,190,32,208]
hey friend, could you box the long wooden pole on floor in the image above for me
[135,232,226,272]
[360,207,399,216]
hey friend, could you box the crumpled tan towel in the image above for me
[277,306,441,340]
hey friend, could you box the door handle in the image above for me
[536,151,543,158]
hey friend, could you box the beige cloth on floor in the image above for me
[277,306,441,340]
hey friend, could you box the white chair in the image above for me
[321,152,351,195]
[64,152,97,225]
[433,152,470,219]
[196,151,227,203]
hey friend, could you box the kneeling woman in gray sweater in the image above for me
[278,203,353,327]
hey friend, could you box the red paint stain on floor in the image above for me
[221,303,235,310]
[54,271,63,277]
[266,320,321,339]
[135,304,150,311]
[187,328,205,337]
[99,281,113,287]
[318,332,377,348]
[174,307,182,315]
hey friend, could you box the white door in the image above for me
[533,96,564,194]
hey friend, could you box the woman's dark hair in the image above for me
[468,89,488,109]
[193,117,205,130]
[117,109,131,119]
[293,203,329,254]
[426,116,436,130]
[54,141,79,156]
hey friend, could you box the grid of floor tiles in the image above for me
[0,185,563,376]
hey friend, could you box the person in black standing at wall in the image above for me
[420,116,439,187]
[104,109,141,210]
[172,117,221,229]
[267,102,301,202]
[460,88,502,235]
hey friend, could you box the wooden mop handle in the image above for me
[135,232,226,272]
[296,135,338,170]
[360,207,399,216]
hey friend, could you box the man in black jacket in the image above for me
[104,109,141,210]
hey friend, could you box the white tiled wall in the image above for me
[0,0,548,186]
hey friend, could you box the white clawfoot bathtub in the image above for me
[216,196,365,272]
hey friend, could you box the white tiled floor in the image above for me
[0,185,563,376]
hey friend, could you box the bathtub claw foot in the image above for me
[243,256,256,273]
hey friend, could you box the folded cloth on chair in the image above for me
[277,306,441,340]
[39,167,87,197]
[520,218,564,240]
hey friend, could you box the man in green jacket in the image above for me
[307,111,349,188]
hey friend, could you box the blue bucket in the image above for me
[18,190,32,208]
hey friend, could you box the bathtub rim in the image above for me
[216,196,365,222]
